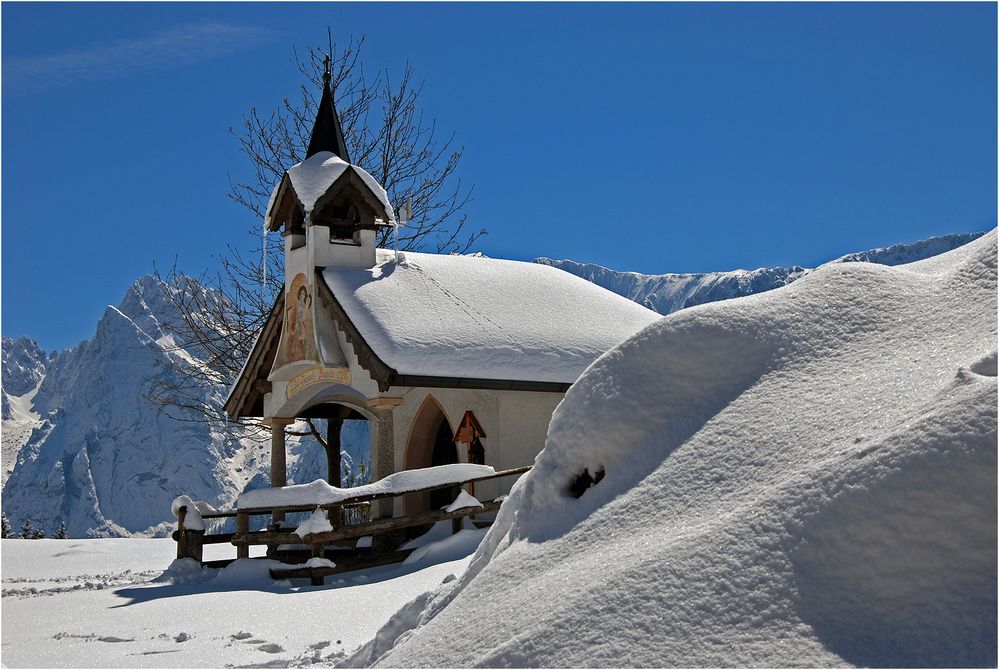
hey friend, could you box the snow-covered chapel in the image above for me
[225,63,659,517]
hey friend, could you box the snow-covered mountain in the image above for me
[0,231,982,537]
[536,232,984,315]
[1,336,49,483]
[1,277,367,537]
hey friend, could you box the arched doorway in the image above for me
[429,419,458,509]
[299,401,371,487]
[404,396,457,515]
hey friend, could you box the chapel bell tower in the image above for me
[264,56,395,274]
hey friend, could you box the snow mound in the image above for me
[170,495,206,531]
[295,508,334,538]
[354,230,998,668]
[444,491,482,513]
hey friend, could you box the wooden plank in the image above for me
[171,531,236,545]
[269,549,416,582]
[175,506,187,560]
[200,510,238,519]
[232,500,500,547]
[236,466,530,516]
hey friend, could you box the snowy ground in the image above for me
[1,528,483,668]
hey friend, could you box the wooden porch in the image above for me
[174,465,529,586]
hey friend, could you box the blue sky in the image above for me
[3,2,996,352]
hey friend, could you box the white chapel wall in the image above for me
[389,386,564,515]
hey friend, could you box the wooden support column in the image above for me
[264,418,295,525]
[367,398,403,521]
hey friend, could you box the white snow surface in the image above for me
[1,533,476,668]
[444,490,483,513]
[305,556,336,569]
[321,250,662,383]
[350,230,998,668]
[239,463,496,509]
[295,508,335,538]
[273,151,394,224]
[169,496,206,532]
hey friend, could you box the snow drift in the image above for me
[351,230,998,668]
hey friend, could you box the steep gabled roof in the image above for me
[320,250,662,387]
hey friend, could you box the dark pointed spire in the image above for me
[306,55,350,162]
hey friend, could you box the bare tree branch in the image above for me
[149,29,483,446]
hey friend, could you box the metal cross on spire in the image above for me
[305,52,350,162]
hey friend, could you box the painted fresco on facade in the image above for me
[275,273,320,368]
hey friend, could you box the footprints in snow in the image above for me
[3,569,160,599]
[228,631,345,666]
[51,628,343,665]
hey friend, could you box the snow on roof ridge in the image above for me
[321,249,661,384]
[289,151,394,221]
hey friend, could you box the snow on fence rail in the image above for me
[172,464,531,584]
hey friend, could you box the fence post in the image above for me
[176,506,188,559]
[175,506,206,563]
[236,510,249,559]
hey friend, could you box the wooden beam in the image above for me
[269,549,415,582]
[232,500,501,547]
[236,466,530,516]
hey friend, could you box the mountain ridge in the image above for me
[535,232,984,316]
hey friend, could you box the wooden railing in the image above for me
[174,465,530,580]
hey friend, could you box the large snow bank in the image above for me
[350,231,998,668]
[238,463,495,508]
[322,250,661,383]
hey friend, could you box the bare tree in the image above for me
[150,31,483,443]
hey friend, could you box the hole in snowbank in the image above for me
[969,351,997,377]
[568,467,605,498]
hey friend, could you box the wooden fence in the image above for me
[174,465,530,584]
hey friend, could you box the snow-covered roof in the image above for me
[264,151,395,228]
[320,250,661,385]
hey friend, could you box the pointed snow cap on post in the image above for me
[305,55,350,162]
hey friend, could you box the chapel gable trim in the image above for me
[224,293,284,420]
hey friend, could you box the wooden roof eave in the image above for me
[224,294,285,420]
[266,174,307,233]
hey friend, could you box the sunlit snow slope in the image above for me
[354,230,998,668]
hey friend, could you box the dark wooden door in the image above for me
[430,420,457,510]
